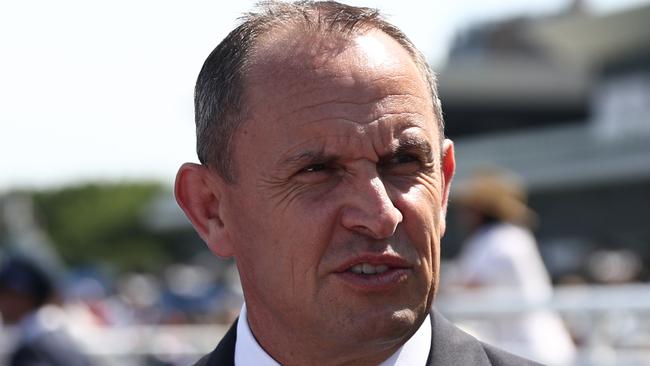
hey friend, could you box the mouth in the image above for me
[348,263,391,275]
[333,255,411,292]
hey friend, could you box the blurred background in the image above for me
[1,0,649,365]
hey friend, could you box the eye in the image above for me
[380,153,429,176]
[390,154,419,165]
[301,163,328,173]
[293,162,337,184]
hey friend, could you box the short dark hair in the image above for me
[0,256,54,307]
[195,1,444,182]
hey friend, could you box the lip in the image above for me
[334,253,411,273]
[332,253,411,293]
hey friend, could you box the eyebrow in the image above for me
[388,136,433,160]
[281,149,339,168]
[279,135,434,168]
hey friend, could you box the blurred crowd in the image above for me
[0,252,243,366]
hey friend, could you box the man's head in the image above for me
[193,1,444,183]
[176,2,455,365]
[0,256,54,324]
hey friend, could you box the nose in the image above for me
[340,172,403,239]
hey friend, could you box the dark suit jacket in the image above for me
[193,310,542,365]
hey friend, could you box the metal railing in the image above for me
[2,284,649,365]
[436,283,650,366]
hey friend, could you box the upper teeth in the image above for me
[350,263,389,275]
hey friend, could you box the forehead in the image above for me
[247,30,430,109]
[236,30,438,163]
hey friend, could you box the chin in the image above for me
[351,306,423,342]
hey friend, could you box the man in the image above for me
[0,255,92,366]
[175,1,540,365]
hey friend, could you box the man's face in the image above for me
[219,31,453,358]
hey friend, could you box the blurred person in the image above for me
[175,1,540,365]
[0,255,92,366]
[450,168,575,365]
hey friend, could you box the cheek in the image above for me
[399,181,442,231]
[395,183,442,264]
[229,188,337,286]
[396,187,442,303]
[224,192,281,283]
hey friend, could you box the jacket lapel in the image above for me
[196,319,238,366]
[427,310,492,366]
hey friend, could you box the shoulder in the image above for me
[481,342,543,366]
[192,354,211,366]
[10,332,91,366]
[429,310,542,366]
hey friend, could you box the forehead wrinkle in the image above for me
[249,51,430,117]
[283,94,429,131]
[271,72,429,117]
[268,71,353,103]
[308,119,423,162]
[262,66,427,108]
[275,133,364,166]
[293,92,425,113]
[363,75,430,103]
[290,109,422,138]
[246,38,434,133]
[277,127,418,172]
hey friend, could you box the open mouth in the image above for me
[335,257,410,292]
[348,263,390,275]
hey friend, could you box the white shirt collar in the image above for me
[235,304,281,366]
[234,303,431,366]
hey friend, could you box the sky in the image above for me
[1,0,648,192]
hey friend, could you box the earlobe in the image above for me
[439,139,456,234]
[174,163,235,258]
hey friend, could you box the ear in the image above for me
[439,139,456,235]
[174,163,234,258]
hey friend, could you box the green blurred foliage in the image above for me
[30,182,168,271]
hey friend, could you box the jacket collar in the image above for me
[427,310,493,365]
[198,310,497,366]
[197,319,237,366]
